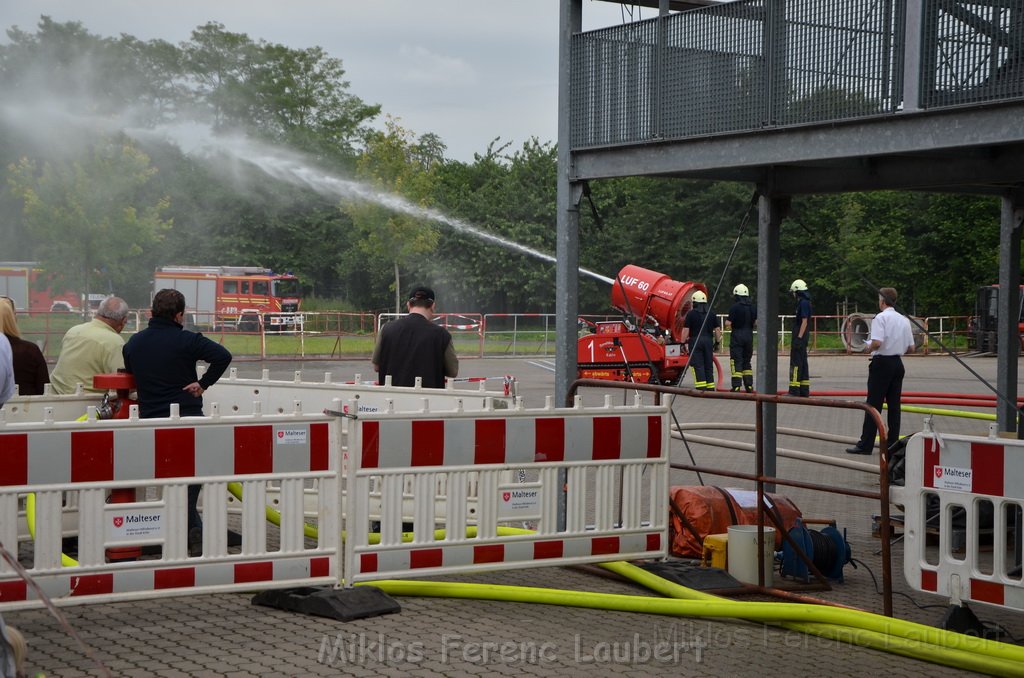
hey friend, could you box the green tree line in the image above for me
[0,17,1009,318]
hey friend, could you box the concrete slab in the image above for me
[4,354,1022,676]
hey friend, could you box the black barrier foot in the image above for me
[638,559,746,591]
[939,603,1001,638]
[252,586,401,621]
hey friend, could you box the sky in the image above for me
[0,1,657,162]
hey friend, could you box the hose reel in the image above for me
[780,518,852,583]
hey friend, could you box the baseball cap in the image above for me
[408,286,435,302]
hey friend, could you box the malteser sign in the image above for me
[933,465,972,492]
[108,508,165,541]
[498,484,541,520]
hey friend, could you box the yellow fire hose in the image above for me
[367,577,1024,676]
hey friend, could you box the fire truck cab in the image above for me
[0,262,80,312]
[153,266,301,331]
[968,284,1024,353]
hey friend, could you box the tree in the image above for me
[345,118,442,312]
[7,138,172,306]
[181,22,380,163]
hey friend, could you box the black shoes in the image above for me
[845,445,872,455]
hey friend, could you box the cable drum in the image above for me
[841,313,873,351]
[807,527,840,572]
[841,313,925,352]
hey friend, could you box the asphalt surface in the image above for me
[5,352,1024,677]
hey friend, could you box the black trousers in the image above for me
[858,355,906,451]
[688,341,716,389]
[788,339,809,396]
[729,335,753,391]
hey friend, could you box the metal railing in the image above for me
[571,0,1024,149]
[14,308,980,363]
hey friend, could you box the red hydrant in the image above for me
[93,372,142,562]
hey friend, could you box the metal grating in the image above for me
[570,0,1024,148]
[919,0,1024,108]
[571,22,658,146]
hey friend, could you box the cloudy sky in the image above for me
[0,1,655,161]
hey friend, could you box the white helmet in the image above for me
[790,279,808,292]
[733,284,749,297]
[691,290,707,303]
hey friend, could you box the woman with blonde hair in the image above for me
[0,297,49,396]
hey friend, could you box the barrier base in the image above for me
[939,603,1003,639]
[252,586,401,621]
[639,559,745,591]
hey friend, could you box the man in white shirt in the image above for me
[0,332,13,405]
[846,287,916,455]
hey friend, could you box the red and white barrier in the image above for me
[344,395,669,582]
[896,428,1024,610]
[1,381,669,611]
[0,410,341,610]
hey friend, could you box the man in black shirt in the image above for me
[679,290,721,391]
[123,288,232,553]
[373,286,459,388]
[788,279,812,397]
[726,283,756,392]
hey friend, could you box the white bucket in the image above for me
[727,525,775,586]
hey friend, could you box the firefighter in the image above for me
[680,290,721,390]
[788,279,812,397]
[726,284,756,392]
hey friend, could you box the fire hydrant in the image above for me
[93,372,142,561]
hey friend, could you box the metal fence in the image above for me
[13,308,978,364]
[919,0,1024,107]
[571,0,1024,149]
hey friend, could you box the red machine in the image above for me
[577,265,718,386]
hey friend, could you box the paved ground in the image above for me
[5,353,1023,677]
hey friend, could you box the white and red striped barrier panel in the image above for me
[2,387,667,610]
[201,368,517,416]
[0,411,341,611]
[897,428,1024,611]
[343,394,669,583]
[4,374,517,543]
[0,369,517,426]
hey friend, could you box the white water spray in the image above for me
[134,124,615,286]
[142,125,614,284]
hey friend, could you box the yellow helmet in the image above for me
[790,279,808,292]
[733,284,749,297]
[691,290,707,303]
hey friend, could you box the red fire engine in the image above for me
[153,266,301,331]
[577,265,721,386]
[0,262,80,312]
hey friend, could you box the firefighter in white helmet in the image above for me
[726,284,756,392]
[789,279,812,396]
[679,289,721,390]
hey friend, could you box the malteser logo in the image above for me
[503,491,511,502]
[935,467,943,478]
[113,516,124,528]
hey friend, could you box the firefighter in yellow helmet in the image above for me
[788,279,812,396]
[679,289,721,390]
